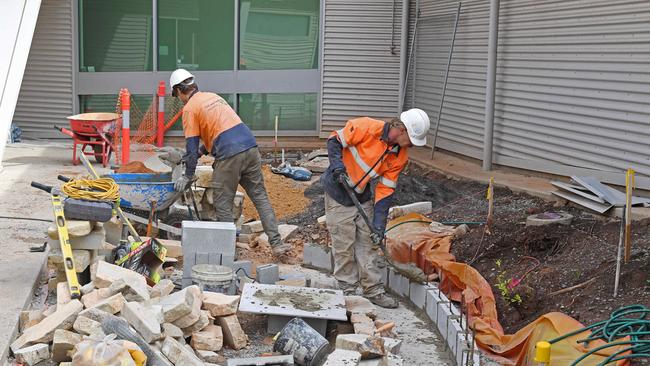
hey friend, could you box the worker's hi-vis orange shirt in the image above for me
[331,117,408,204]
[182,92,243,153]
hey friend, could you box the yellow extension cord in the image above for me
[61,178,120,202]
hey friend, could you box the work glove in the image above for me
[174,175,193,192]
[370,229,385,245]
[333,168,349,185]
[199,145,209,156]
[156,146,185,167]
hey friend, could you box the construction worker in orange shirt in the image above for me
[169,68,291,256]
[321,109,430,308]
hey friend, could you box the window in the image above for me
[158,0,235,71]
[238,93,317,130]
[239,0,319,70]
[79,0,153,72]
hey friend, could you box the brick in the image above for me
[255,264,279,284]
[52,329,81,362]
[11,300,82,353]
[73,316,104,337]
[19,310,44,333]
[121,301,164,343]
[351,313,376,335]
[151,279,175,298]
[48,220,92,238]
[182,310,210,338]
[195,350,225,364]
[345,296,377,318]
[202,292,239,317]
[159,285,198,322]
[323,349,361,366]
[14,343,49,366]
[240,220,264,234]
[162,322,184,339]
[88,293,125,314]
[218,314,248,350]
[191,324,223,351]
[336,334,385,359]
[161,336,204,366]
[302,243,333,272]
[173,286,203,328]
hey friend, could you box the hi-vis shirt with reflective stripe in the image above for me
[331,117,408,204]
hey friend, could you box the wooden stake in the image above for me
[624,169,634,262]
[274,115,279,164]
[485,177,494,234]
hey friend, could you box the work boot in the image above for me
[271,242,292,256]
[367,293,398,309]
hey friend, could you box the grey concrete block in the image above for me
[221,254,235,268]
[381,267,388,289]
[409,282,429,309]
[267,315,327,336]
[388,269,409,297]
[182,221,236,255]
[256,264,279,284]
[302,243,333,272]
[447,314,463,355]
[231,260,253,278]
[226,355,294,366]
[208,252,221,265]
[425,289,440,322]
[436,299,452,339]
[196,252,209,265]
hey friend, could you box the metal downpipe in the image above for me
[398,0,410,112]
[482,0,500,171]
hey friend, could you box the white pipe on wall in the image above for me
[398,0,410,113]
[482,0,500,171]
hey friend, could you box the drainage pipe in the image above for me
[482,0,500,171]
[398,0,410,112]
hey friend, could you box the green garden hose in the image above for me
[548,305,650,365]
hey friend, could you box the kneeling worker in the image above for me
[321,109,430,308]
[170,69,291,256]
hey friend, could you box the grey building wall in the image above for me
[407,0,650,188]
[13,0,74,138]
[319,0,404,137]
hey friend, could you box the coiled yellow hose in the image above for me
[61,178,120,202]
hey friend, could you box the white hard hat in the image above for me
[400,108,430,146]
[169,69,195,94]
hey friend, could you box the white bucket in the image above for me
[191,264,234,293]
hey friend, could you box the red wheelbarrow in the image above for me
[56,112,120,167]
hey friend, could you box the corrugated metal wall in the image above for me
[407,0,650,187]
[14,0,73,138]
[319,0,403,137]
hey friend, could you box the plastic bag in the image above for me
[71,334,147,366]
[271,162,313,181]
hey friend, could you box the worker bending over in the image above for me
[322,109,430,308]
[170,69,291,256]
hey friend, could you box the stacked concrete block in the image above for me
[255,264,279,284]
[409,282,433,310]
[302,243,333,272]
[181,221,236,287]
[387,268,409,298]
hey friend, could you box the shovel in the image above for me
[340,179,427,284]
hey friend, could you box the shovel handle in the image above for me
[31,181,53,193]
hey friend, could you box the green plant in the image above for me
[494,259,524,306]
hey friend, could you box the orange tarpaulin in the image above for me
[386,214,630,366]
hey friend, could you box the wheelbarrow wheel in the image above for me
[161,211,191,241]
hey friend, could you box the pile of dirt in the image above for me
[239,165,312,220]
[115,161,155,173]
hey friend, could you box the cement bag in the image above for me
[72,334,147,366]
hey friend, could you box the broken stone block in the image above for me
[345,296,377,318]
[382,338,402,354]
[152,237,182,258]
[11,300,83,353]
[336,334,386,359]
[173,286,202,328]
[95,272,150,304]
[121,301,164,343]
[240,220,264,234]
[73,316,104,337]
[151,279,175,298]
[14,343,50,366]
[301,156,330,173]
[48,249,92,273]
[351,313,376,335]
[162,323,184,339]
[161,336,204,366]
[52,329,81,362]
[190,324,223,351]
[19,310,44,333]
[42,305,56,318]
[218,314,248,350]
[182,310,210,338]
[310,276,338,290]
[94,261,148,295]
[323,349,362,366]
[88,293,125,314]
[80,282,95,295]
[80,289,107,309]
[159,285,197,322]
[256,224,298,245]
[317,215,327,226]
[78,307,111,324]
[202,292,239,317]
[48,220,92,238]
[56,282,71,307]
[195,349,224,364]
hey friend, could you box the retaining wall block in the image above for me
[409,282,432,309]
[425,288,440,323]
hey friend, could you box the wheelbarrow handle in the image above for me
[57,175,72,182]
[31,181,53,193]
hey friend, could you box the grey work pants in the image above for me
[325,192,384,297]
[211,148,282,247]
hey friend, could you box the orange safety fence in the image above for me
[386,213,631,366]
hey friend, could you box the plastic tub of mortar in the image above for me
[274,317,330,366]
[191,264,234,293]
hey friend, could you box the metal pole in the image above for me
[398,0,410,112]
[482,0,500,171]
[614,209,625,297]
[402,3,420,110]
[430,2,461,159]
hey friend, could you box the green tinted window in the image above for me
[239,0,319,70]
[79,0,153,72]
[158,0,235,71]
[238,93,317,130]
[166,93,235,131]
